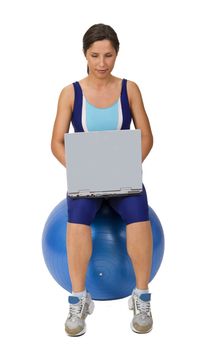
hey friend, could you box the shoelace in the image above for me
[69,299,84,319]
[136,296,151,315]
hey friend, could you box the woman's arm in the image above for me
[127,81,153,162]
[51,84,74,167]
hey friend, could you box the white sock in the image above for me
[72,289,87,299]
[134,288,149,295]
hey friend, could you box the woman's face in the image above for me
[85,39,117,78]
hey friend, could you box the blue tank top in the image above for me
[71,78,133,132]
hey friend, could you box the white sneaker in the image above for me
[128,291,153,333]
[65,292,94,336]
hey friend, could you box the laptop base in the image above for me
[67,188,143,198]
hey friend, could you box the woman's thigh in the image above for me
[107,185,149,225]
[67,194,103,225]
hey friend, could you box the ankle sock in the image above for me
[72,289,87,299]
[134,288,149,295]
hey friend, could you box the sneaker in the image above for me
[128,291,153,333]
[65,292,94,336]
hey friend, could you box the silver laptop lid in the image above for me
[64,129,142,198]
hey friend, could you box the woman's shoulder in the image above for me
[126,79,140,90]
[125,80,142,103]
[58,83,75,110]
[60,83,75,95]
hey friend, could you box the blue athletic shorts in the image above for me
[67,184,149,226]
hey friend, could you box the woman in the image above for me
[51,23,154,336]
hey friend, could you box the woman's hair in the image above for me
[83,23,120,73]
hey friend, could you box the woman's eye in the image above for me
[91,54,112,58]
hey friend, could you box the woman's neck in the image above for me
[85,74,115,90]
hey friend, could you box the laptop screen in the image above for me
[64,129,142,197]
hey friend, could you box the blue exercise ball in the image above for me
[42,199,164,300]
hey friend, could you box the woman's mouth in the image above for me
[97,69,108,73]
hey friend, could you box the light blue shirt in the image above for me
[86,100,119,131]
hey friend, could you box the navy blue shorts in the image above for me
[67,184,149,226]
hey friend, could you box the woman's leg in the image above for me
[65,222,95,337]
[126,220,153,289]
[66,195,103,292]
[66,223,92,292]
[108,185,152,288]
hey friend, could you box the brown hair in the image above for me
[83,23,120,73]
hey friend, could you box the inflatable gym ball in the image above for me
[42,199,164,300]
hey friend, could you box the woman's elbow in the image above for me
[150,133,154,149]
[142,132,154,147]
[51,139,56,155]
[51,139,61,156]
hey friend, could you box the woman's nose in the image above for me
[98,57,105,67]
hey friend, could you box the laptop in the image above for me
[64,129,142,198]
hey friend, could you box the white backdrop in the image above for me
[1,0,197,349]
